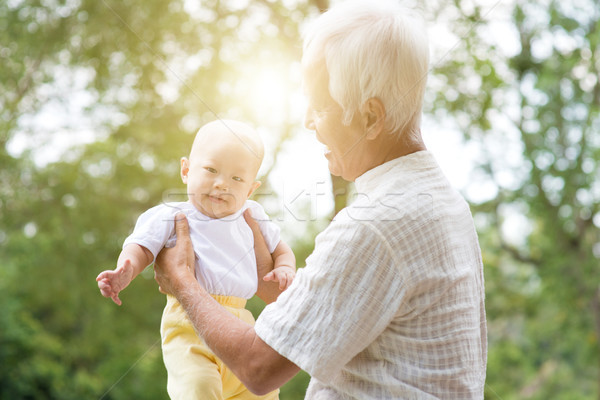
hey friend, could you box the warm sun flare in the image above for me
[238,62,302,125]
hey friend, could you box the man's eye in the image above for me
[232,176,243,182]
[311,105,329,116]
[205,167,217,173]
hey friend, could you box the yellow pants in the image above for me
[160,295,279,400]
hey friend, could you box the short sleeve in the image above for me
[246,200,280,253]
[254,219,409,381]
[122,204,179,259]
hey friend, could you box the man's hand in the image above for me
[243,209,274,276]
[154,213,196,295]
[244,209,284,304]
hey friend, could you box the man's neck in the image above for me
[372,130,427,169]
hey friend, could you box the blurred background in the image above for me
[1,0,599,398]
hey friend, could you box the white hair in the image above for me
[302,0,430,137]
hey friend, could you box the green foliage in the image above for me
[0,292,98,399]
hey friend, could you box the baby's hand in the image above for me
[96,259,134,306]
[263,266,295,291]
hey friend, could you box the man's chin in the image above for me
[326,161,341,177]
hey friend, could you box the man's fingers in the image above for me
[243,209,260,233]
[154,269,167,294]
[174,213,190,243]
[173,212,195,268]
[156,212,193,267]
[243,209,269,252]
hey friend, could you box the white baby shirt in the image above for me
[123,200,281,299]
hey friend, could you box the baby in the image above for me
[97,120,295,400]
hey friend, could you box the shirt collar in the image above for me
[186,201,247,222]
[354,150,435,194]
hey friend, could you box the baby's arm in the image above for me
[96,243,154,306]
[263,240,296,291]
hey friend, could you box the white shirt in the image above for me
[255,151,487,399]
[123,200,280,299]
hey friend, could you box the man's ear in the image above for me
[180,157,190,184]
[362,97,386,140]
[247,180,261,198]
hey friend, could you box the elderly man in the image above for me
[155,0,488,398]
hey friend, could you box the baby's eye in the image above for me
[232,176,244,182]
[204,167,217,173]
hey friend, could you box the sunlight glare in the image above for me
[239,62,300,126]
[257,69,286,116]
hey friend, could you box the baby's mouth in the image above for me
[208,194,226,203]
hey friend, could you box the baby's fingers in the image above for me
[97,269,120,282]
[279,273,293,290]
[263,271,276,282]
[98,280,120,303]
[282,270,296,290]
[98,279,112,294]
[111,294,123,306]
[96,271,111,281]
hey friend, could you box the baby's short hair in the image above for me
[192,119,264,163]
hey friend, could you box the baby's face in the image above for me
[181,137,261,219]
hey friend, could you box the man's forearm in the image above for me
[174,279,300,395]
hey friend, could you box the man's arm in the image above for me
[154,214,300,395]
[243,210,292,304]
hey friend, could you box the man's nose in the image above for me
[304,107,316,131]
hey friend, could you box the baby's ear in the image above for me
[247,181,261,198]
[180,157,190,184]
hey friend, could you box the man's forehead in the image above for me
[302,56,327,77]
[301,58,329,93]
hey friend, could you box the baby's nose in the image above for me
[214,177,228,190]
